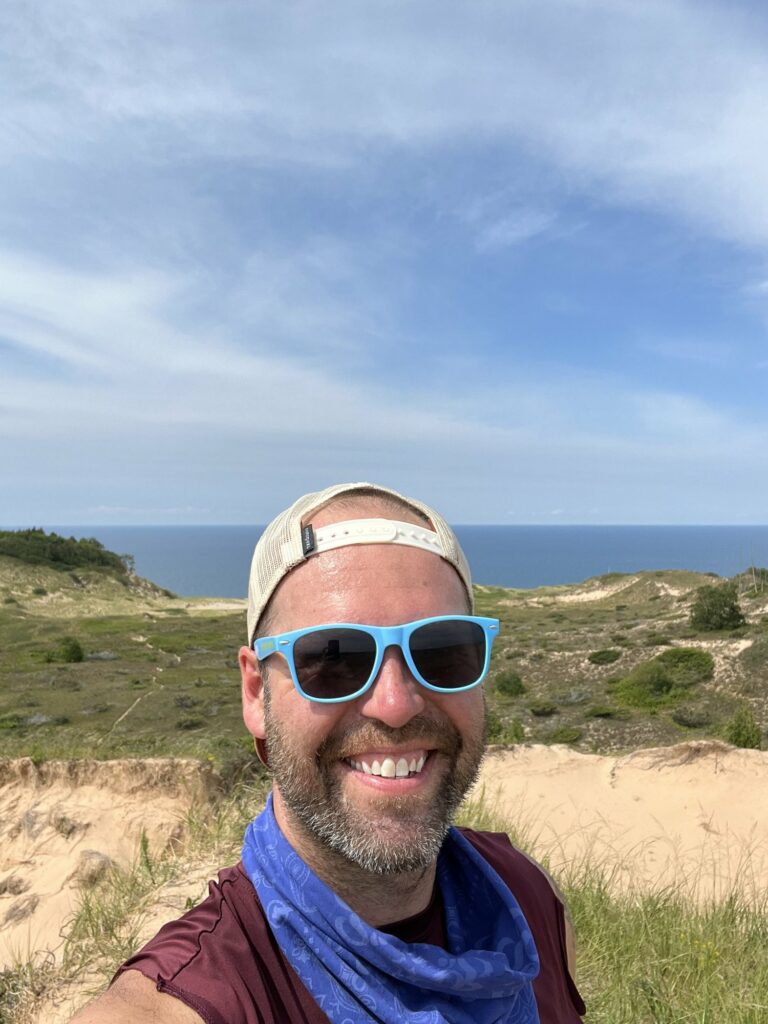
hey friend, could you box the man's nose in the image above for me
[357,645,426,727]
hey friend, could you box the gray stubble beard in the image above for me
[263,695,487,875]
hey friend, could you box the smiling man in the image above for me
[71,483,585,1024]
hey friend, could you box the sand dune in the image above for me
[474,740,768,900]
[0,758,218,971]
[3,742,768,1021]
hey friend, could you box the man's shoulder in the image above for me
[68,968,204,1024]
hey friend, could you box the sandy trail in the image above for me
[474,740,768,900]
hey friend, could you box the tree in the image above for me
[689,582,745,632]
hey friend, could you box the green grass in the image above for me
[1,564,765,762]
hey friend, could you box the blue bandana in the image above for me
[242,796,540,1024]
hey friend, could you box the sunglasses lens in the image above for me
[409,619,486,690]
[292,628,376,700]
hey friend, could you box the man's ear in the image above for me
[240,645,266,741]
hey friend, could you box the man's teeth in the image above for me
[349,755,427,778]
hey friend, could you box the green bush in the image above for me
[612,647,714,710]
[655,647,714,686]
[59,637,85,663]
[588,648,622,666]
[724,705,762,749]
[494,669,526,698]
[547,725,583,744]
[528,700,558,717]
[671,706,712,729]
[613,660,674,708]
[585,705,617,719]
[690,582,745,631]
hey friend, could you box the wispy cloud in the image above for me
[5,2,768,243]
[637,337,735,367]
[2,2,768,525]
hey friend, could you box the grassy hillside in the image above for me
[1,556,767,770]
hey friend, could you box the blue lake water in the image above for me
[31,524,768,598]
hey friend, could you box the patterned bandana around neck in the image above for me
[242,795,540,1024]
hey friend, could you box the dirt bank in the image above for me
[0,758,219,970]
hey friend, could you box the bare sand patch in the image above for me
[474,740,768,900]
[0,759,219,971]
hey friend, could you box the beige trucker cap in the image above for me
[246,482,473,642]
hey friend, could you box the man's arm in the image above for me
[68,969,205,1024]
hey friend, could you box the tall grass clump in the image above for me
[724,703,762,750]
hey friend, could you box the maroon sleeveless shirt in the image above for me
[117,829,585,1023]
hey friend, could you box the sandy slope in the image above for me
[474,740,768,900]
[0,758,219,970]
[4,742,768,1021]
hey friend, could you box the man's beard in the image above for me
[263,694,487,875]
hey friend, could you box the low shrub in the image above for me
[641,633,672,647]
[585,705,617,719]
[655,647,714,686]
[529,700,558,717]
[176,716,205,731]
[547,725,583,744]
[671,706,712,729]
[612,660,675,708]
[494,669,526,698]
[59,637,85,663]
[588,648,622,666]
[612,648,714,710]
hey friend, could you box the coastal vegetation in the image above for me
[690,580,746,631]
[1,546,766,767]
[0,529,131,577]
[1,541,768,1022]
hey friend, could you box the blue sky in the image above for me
[2,0,768,526]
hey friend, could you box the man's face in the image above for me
[240,515,487,875]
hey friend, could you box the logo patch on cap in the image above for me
[301,524,316,556]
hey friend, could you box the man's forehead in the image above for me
[271,539,468,629]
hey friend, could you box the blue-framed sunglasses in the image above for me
[254,615,500,704]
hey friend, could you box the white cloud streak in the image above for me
[4,1,768,246]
